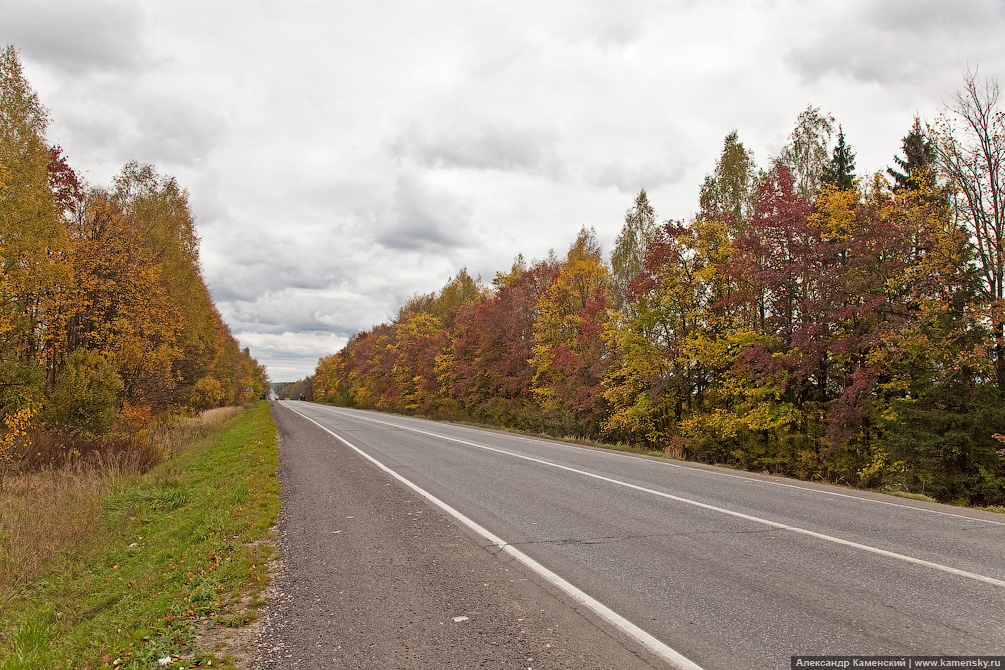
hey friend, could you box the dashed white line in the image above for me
[376,411,1005,526]
[299,404,1005,589]
[288,405,704,670]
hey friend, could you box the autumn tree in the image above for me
[0,46,266,448]
[531,228,614,436]
[396,268,482,329]
[0,45,65,443]
[699,130,757,235]
[603,216,736,449]
[64,190,183,415]
[48,145,84,218]
[873,190,1001,502]
[315,331,370,407]
[382,270,482,413]
[111,162,222,404]
[288,375,314,403]
[358,324,398,408]
[313,271,483,415]
[441,256,557,428]
[776,105,835,202]
[303,76,1004,504]
[234,346,269,403]
[386,314,443,413]
[932,70,1005,392]
[44,349,123,435]
[610,189,658,311]
[712,167,848,472]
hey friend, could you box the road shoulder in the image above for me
[254,402,662,669]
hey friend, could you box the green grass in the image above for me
[881,488,938,503]
[0,402,279,670]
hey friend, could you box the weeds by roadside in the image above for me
[0,406,245,596]
[0,402,278,670]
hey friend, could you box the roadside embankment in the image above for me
[0,401,280,670]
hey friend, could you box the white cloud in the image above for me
[785,0,1005,87]
[390,120,563,176]
[0,0,150,75]
[587,158,689,193]
[375,171,476,251]
[234,330,350,383]
[6,0,1005,380]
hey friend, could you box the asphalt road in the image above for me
[255,401,663,669]
[259,401,1005,669]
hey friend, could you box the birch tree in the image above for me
[933,70,1005,390]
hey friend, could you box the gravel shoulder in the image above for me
[253,402,662,669]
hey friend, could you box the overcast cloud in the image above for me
[3,0,1004,380]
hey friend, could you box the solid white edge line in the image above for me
[302,404,1005,589]
[287,405,705,670]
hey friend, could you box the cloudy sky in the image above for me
[3,0,1004,381]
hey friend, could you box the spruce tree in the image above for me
[821,125,856,190]
[888,116,937,193]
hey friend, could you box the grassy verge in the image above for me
[881,488,938,503]
[0,402,279,670]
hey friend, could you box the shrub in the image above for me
[46,350,123,435]
[188,376,224,412]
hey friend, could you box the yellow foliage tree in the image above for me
[65,191,183,415]
[531,227,614,436]
[0,45,66,445]
[0,404,31,490]
[390,312,447,413]
[602,217,736,448]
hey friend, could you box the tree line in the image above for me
[313,71,1005,506]
[0,46,268,475]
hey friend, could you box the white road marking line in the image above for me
[288,406,704,670]
[379,410,1005,526]
[654,464,1005,526]
[306,405,1005,589]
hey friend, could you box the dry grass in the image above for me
[146,406,245,460]
[192,406,244,425]
[0,406,245,604]
[20,429,162,475]
[0,469,112,599]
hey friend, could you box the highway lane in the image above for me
[280,401,1005,669]
[257,403,663,669]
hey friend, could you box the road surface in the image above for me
[257,401,1005,669]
